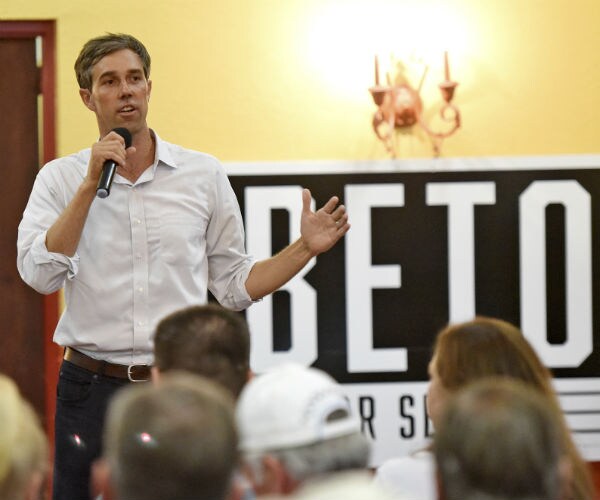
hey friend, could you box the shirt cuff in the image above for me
[30,232,80,279]
[228,258,262,310]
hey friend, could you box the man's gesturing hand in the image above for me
[300,188,350,256]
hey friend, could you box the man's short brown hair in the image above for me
[74,33,151,90]
[154,304,251,398]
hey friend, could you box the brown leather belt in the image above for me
[64,347,151,382]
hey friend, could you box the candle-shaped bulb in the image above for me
[375,55,380,86]
[444,51,451,81]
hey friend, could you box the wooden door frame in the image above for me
[0,20,60,436]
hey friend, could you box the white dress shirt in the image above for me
[17,131,255,365]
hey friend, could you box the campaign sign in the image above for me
[225,156,600,463]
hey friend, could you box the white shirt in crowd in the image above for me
[374,449,437,500]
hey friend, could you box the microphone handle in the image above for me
[96,161,117,198]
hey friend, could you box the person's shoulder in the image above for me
[375,451,436,499]
[376,450,434,479]
[165,141,219,162]
[159,138,223,173]
[295,471,405,500]
[38,148,89,181]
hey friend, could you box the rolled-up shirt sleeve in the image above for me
[205,163,257,311]
[17,158,82,294]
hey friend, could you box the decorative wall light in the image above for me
[369,52,460,157]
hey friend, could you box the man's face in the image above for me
[79,48,152,137]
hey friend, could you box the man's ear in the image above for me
[260,455,285,495]
[151,366,161,385]
[242,455,285,496]
[261,455,299,495]
[147,79,152,101]
[79,88,95,111]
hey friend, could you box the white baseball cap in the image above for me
[236,363,361,453]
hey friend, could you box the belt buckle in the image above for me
[127,364,149,382]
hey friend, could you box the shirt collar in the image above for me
[151,130,178,170]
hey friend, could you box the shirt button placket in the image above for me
[129,188,150,363]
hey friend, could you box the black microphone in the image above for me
[96,127,132,198]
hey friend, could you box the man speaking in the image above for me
[17,32,349,500]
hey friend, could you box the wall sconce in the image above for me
[369,52,460,157]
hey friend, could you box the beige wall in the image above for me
[2,0,599,161]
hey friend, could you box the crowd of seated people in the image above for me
[1,307,596,500]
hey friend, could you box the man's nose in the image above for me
[119,80,132,96]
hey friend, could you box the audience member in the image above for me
[0,374,47,500]
[94,372,239,500]
[375,316,594,500]
[434,378,571,500]
[236,362,400,499]
[153,303,251,398]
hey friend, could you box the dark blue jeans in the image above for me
[53,360,134,500]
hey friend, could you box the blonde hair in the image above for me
[0,375,47,499]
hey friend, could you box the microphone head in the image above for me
[112,127,132,148]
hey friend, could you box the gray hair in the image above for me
[245,432,370,484]
[434,378,567,500]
